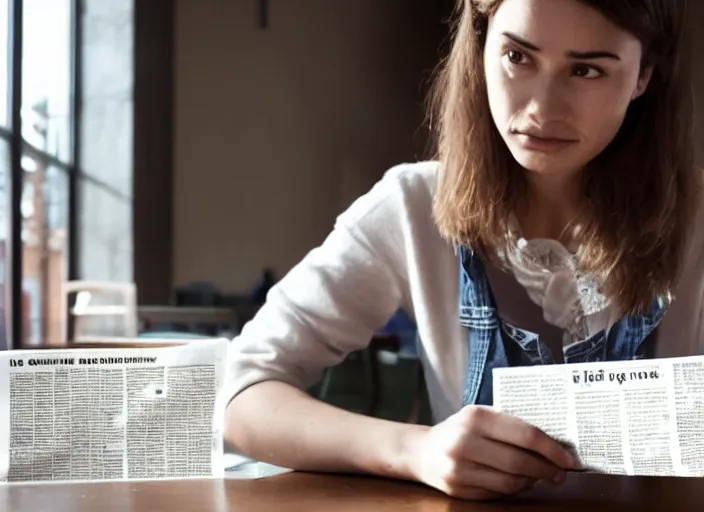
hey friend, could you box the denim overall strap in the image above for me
[608,295,670,360]
[458,247,501,406]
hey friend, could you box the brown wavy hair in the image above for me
[431,0,698,315]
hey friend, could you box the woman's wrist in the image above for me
[364,421,429,482]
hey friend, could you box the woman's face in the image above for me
[483,0,652,178]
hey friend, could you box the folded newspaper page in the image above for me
[493,356,704,477]
[0,338,229,483]
[224,452,293,479]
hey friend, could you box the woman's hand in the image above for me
[408,405,574,500]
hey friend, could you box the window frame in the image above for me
[2,0,80,348]
[3,0,163,347]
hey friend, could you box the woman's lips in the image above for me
[514,132,578,152]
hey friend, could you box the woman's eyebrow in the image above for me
[567,49,620,60]
[501,31,621,60]
[502,31,540,51]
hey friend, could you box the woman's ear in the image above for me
[632,66,653,100]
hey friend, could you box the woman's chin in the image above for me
[512,152,582,177]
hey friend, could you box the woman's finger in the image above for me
[467,437,566,483]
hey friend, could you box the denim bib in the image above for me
[458,246,668,406]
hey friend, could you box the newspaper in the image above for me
[493,356,704,477]
[0,338,229,483]
[224,452,293,479]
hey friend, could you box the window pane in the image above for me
[0,0,9,127]
[79,178,131,282]
[79,0,133,196]
[0,138,8,349]
[76,179,132,340]
[78,0,133,285]
[21,153,68,346]
[22,0,72,162]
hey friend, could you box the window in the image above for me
[78,0,133,284]
[0,139,8,350]
[19,0,72,347]
[2,0,134,348]
[21,152,68,344]
[22,0,72,161]
[0,0,10,349]
[0,0,9,128]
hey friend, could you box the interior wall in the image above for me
[173,0,450,291]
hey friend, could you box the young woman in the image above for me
[224,0,700,501]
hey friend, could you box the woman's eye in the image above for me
[572,65,604,79]
[507,50,525,64]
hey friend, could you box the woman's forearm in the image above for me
[224,380,428,481]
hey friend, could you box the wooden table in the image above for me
[3,472,700,511]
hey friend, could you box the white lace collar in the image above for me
[500,216,612,344]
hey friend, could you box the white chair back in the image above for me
[60,280,137,344]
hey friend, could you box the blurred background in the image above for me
[0,0,461,349]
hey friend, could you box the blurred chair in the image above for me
[172,281,220,307]
[60,281,137,344]
[318,333,421,420]
[216,294,261,334]
[317,309,426,423]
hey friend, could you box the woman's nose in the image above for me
[525,74,571,123]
